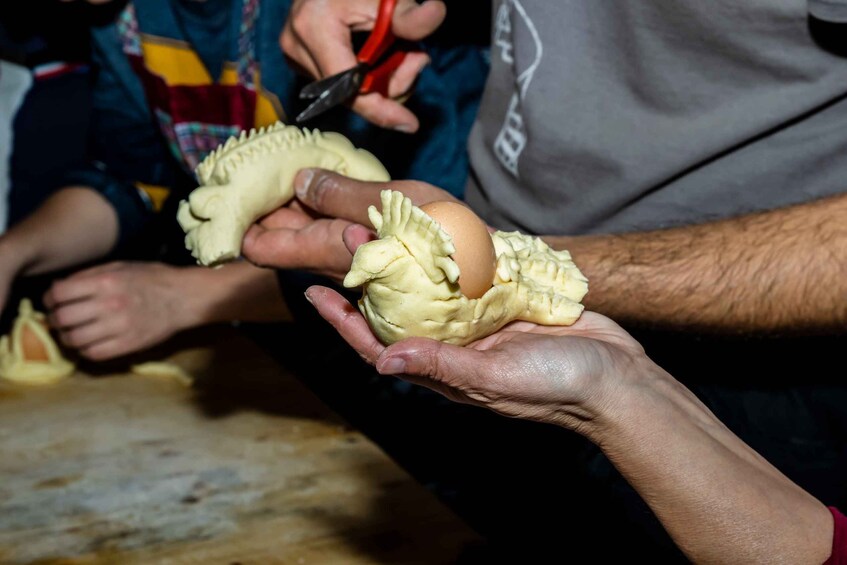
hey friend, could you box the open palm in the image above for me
[305,285,652,429]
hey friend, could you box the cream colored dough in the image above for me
[344,190,589,346]
[178,122,390,266]
[131,361,193,387]
[0,299,74,385]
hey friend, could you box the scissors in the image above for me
[295,0,408,123]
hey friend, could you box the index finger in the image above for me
[44,277,102,309]
[305,285,386,365]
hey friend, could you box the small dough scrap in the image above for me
[344,190,589,346]
[178,122,390,266]
[0,299,75,385]
[131,361,193,387]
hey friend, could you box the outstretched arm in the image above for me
[0,187,119,312]
[599,363,831,564]
[546,193,847,334]
[306,285,834,564]
[45,260,290,361]
[250,169,847,334]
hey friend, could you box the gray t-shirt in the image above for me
[465,0,847,235]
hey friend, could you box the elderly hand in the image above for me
[304,284,653,431]
[241,168,458,283]
[281,0,445,132]
[43,261,194,361]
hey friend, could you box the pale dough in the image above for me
[0,299,74,385]
[131,361,193,387]
[344,190,589,346]
[177,122,390,266]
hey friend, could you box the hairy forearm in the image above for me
[587,368,832,564]
[0,187,119,276]
[544,193,847,333]
[179,262,291,328]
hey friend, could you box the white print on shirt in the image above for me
[493,0,542,178]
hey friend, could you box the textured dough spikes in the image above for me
[0,299,74,385]
[179,122,390,266]
[345,190,589,346]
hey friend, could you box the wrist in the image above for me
[164,265,217,331]
[175,264,242,329]
[579,358,682,446]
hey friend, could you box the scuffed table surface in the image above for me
[0,327,482,564]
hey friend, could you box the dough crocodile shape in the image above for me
[344,190,589,346]
[178,122,390,266]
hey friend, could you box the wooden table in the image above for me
[0,327,482,564]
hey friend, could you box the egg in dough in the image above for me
[0,299,74,385]
[344,190,588,346]
[419,201,496,300]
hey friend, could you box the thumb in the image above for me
[294,168,386,225]
[393,0,446,40]
[295,168,454,224]
[342,223,377,255]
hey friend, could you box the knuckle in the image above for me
[52,309,71,328]
[46,283,65,303]
[310,172,338,209]
[83,346,107,361]
[98,274,119,293]
[106,295,128,313]
[328,217,350,233]
[289,11,311,39]
[63,330,82,348]
[280,30,296,54]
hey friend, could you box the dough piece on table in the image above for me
[177,122,390,266]
[344,190,589,346]
[131,361,193,387]
[0,299,74,385]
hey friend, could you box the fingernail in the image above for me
[303,290,315,306]
[295,169,315,199]
[394,124,414,133]
[380,357,407,375]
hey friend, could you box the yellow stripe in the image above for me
[136,182,170,212]
[141,37,211,86]
[253,70,284,126]
[139,39,284,125]
[219,65,239,86]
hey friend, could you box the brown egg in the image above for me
[420,201,496,299]
[20,321,50,361]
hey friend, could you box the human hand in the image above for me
[241,168,458,280]
[282,0,446,132]
[304,285,654,432]
[43,262,195,361]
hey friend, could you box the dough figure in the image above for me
[178,123,390,266]
[344,190,589,346]
[0,299,74,385]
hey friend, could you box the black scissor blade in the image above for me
[295,69,364,123]
[300,69,349,99]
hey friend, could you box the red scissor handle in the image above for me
[357,0,398,65]
[356,0,407,96]
[359,50,406,95]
